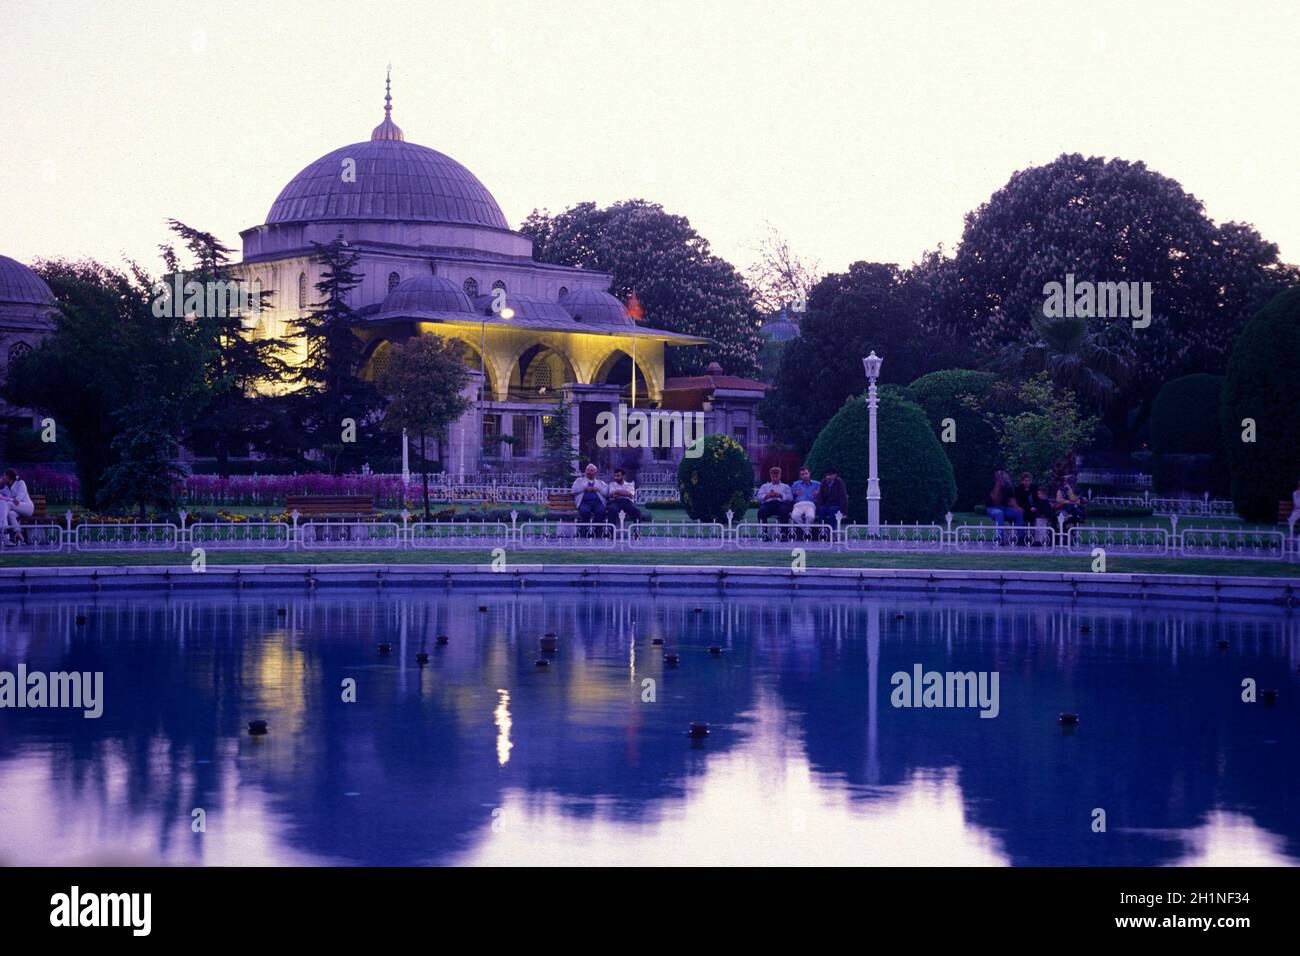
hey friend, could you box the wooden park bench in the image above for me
[286,495,376,521]
[547,492,576,514]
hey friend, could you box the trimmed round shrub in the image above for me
[907,369,999,510]
[677,434,754,523]
[805,388,956,524]
[1150,374,1224,456]
[1221,286,1300,521]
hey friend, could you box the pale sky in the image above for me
[3,0,1297,279]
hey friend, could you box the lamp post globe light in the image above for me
[862,351,883,531]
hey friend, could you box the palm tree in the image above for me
[993,312,1134,408]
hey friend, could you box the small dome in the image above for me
[561,289,633,328]
[0,255,56,307]
[760,306,801,341]
[472,292,573,323]
[381,275,475,315]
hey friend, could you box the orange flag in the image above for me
[626,291,644,322]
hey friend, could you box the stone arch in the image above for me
[359,338,393,382]
[510,340,579,401]
[592,347,656,401]
[418,328,501,398]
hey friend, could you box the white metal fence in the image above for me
[5,513,1297,562]
[1085,491,1237,517]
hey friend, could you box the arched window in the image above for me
[491,280,506,293]
[558,286,568,299]
[7,341,32,371]
[368,341,393,382]
[463,277,479,297]
[298,272,308,310]
[388,271,401,293]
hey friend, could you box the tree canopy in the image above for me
[519,200,762,377]
[760,261,939,455]
[924,153,1297,439]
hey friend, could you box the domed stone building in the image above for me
[235,78,712,476]
[0,254,57,435]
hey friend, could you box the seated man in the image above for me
[605,468,643,524]
[815,465,848,527]
[987,468,1024,537]
[570,464,608,525]
[789,466,820,526]
[756,466,792,525]
[1054,477,1085,530]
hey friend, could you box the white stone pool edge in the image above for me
[1,563,1298,607]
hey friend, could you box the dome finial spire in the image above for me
[372,65,405,142]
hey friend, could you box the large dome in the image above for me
[266,139,509,229]
[0,254,55,307]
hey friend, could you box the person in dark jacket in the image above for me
[815,465,848,525]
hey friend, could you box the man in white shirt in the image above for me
[570,463,608,523]
[605,468,643,524]
[756,466,792,525]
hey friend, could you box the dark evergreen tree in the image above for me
[539,400,577,486]
[5,259,207,509]
[286,238,390,473]
[161,220,290,475]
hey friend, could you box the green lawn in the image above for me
[2,546,1297,578]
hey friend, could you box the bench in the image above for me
[286,495,376,520]
[547,492,576,514]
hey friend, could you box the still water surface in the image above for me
[0,589,1296,866]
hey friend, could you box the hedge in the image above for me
[907,369,1000,510]
[676,434,754,522]
[805,388,956,524]
[1221,286,1300,521]
[1150,374,1225,457]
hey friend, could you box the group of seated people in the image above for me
[755,464,849,529]
[0,468,34,543]
[987,469,1086,541]
[570,464,646,524]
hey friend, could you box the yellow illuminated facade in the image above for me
[234,81,706,475]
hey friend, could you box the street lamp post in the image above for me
[863,351,883,531]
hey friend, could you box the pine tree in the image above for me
[162,220,291,476]
[540,400,577,486]
[287,238,389,473]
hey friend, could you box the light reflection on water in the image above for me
[0,590,1296,866]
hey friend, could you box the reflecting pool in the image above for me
[0,590,1296,866]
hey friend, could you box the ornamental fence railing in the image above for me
[3,511,1296,562]
[1084,491,1238,517]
